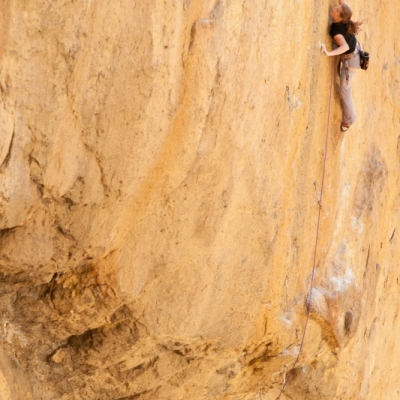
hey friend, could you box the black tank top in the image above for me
[329,22,357,54]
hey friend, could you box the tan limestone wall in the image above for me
[0,0,399,399]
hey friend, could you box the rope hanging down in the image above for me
[275,57,336,400]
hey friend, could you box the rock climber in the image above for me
[320,0,365,132]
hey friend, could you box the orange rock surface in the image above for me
[1,0,399,399]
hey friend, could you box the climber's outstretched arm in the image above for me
[320,34,349,56]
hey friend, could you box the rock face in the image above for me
[1,0,399,399]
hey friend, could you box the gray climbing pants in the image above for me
[339,52,360,125]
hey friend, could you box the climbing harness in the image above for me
[275,57,336,400]
[339,50,357,85]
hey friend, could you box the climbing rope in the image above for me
[275,57,336,400]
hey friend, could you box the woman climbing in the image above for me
[320,0,364,132]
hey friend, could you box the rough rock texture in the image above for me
[1,0,400,399]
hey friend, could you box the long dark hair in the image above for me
[340,4,365,34]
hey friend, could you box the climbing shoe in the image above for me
[341,122,350,132]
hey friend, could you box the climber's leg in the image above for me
[339,53,360,126]
[339,67,357,125]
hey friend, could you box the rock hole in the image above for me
[344,310,353,333]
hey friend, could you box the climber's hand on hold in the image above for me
[319,42,329,55]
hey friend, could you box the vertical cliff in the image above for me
[1,0,399,399]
